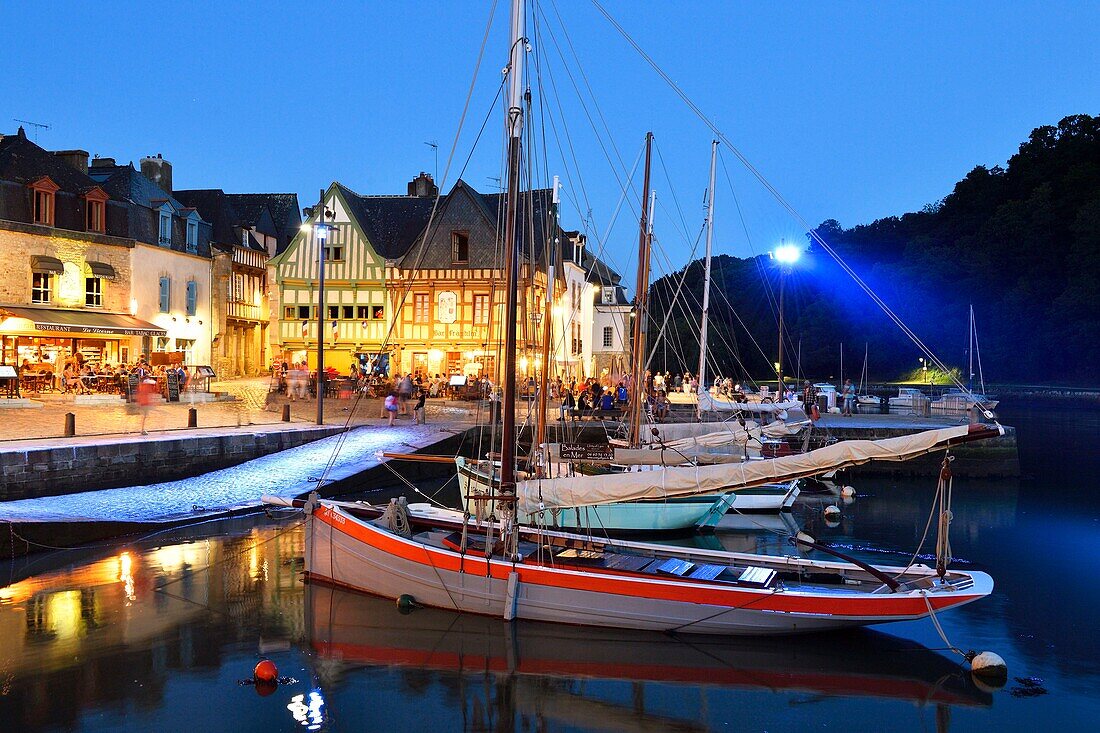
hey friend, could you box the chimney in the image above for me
[53,149,90,175]
[91,156,117,168]
[140,153,173,194]
[407,172,438,198]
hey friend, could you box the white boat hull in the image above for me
[305,501,994,636]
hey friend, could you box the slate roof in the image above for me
[227,193,301,245]
[172,189,239,248]
[88,163,190,212]
[337,183,439,259]
[0,128,103,195]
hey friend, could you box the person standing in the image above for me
[413,388,427,424]
[560,388,576,421]
[383,391,399,426]
[842,378,855,416]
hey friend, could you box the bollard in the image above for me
[188,407,198,428]
[282,403,291,422]
[64,412,76,437]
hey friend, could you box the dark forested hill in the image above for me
[647,114,1100,385]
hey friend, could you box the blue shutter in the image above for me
[159,277,170,312]
[186,280,197,316]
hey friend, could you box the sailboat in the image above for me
[933,305,998,414]
[856,343,880,407]
[298,0,999,635]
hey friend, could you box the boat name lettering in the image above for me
[560,442,615,461]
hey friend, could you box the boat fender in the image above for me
[823,505,841,518]
[840,486,856,498]
[254,659,278,682]
[504,571,520,621]
[796,531,816,545]
[968,650,1008,685]
[396,594,422,614]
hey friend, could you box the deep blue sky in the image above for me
[3,1,1097,290]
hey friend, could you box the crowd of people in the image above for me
[19,355,190,398]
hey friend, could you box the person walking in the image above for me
[560,388,576,421]
[398,373,413,415]
[383,391,399,426]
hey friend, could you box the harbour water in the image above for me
[0,401,1097,732]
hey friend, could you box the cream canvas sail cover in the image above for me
[519,424,982,512]
[697,393,803,413]
[546,443,748,466]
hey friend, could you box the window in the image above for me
[451,231,469,264]
[185,280,197,316]
[473,294,489,324]
[297,306,311,320]
[177,339,195,365]
[285,306,296,319]
[242,229,249,247]
[603,326,613,348]
[31,272,52,303]
[342,305,354,319]
[86,277,103,307]
[30,178,58,226]
[159,212,172,245]
[323,244,344,262]
[159,277,171,312]
[356,305,369,319]
[186,221,198,251]
[414,294,430,323]
[571,322,582,356]
[327,306,340,320]
[155,336,171,352]
[601,286,615,305]
[372,305,384,320]
[86,199,105,233]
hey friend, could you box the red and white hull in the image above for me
[306,500,993,636]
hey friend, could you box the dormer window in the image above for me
[83,187,109,233]
[159,210,172,245]
[29,177,59,226]
[187,220,198,251]
[573,237,584,264]
[451,231,469,264]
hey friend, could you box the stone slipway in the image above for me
[0,423,466,558]
[0,423,345,500]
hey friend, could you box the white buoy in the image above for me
[823,504,841,518]
[969,651,1008,684]
[841,485,856,498]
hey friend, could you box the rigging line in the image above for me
[313,1,502,482]
[590,0,981,402]
[532,11,640,283]
[718,150,780,322]
[640,226,705,371]
[653,138,696,246]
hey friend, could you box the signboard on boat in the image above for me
[560,442,615,462]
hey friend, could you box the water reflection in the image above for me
[307,581,988,731]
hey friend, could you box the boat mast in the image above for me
[968,304,974,392]
[533,176,559,476]
[499,0,526,504]
[696,140,718,420]
[628,133,654,448]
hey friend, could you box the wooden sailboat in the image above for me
[299,0,999,635]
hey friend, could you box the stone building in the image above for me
[174,189,300,377]
[0,128,150,369]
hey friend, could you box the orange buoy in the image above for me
[254,659,278,683]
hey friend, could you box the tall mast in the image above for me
[696,140,717,419]
[533,176,559,475]
[499,0,525,500]
[968,304,974,392]
[628,133,654,448]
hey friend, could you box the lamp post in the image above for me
[302,189,336,425]
[772,242,801,396]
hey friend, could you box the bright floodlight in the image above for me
[774,244,801,264]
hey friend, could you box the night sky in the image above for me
[3,1,1096,289]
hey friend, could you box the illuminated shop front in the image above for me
[0,306,165,368]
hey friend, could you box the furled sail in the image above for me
[518,424,1001,512]
[697,393,804,413]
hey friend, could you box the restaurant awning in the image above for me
[0,306,166,337]
[87,261,116,278]
[30,256,64,274]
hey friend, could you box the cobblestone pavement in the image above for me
[0,376,518,443]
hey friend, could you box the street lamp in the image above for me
[771,241,801,395]
[301,189,337,425]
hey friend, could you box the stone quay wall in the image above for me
[0,426,344,501]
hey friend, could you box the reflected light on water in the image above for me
[287,688,326,730]
[118,551,136,603]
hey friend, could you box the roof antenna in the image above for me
[13,118,51,142]
[486,176,503,192]
[423,141,438,182]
